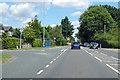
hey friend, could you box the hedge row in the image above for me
[32,39,43,47]
[2,37,19,49]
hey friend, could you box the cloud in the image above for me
[50,24,56,28]
[70,11,82,17]
[52,0,89,9]
[9,3,39,21]
[22,18,32,26]
[0,3,9,16]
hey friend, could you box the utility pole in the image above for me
[43,0,45,47]
[20,27,23,49]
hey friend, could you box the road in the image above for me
[2,46,119,79]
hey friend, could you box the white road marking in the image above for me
[104,61,118,62]
[111,56,119,60]
[61,49,64,52]
[106,64,120,74]
[40,50,45,51]
[50,61,53,64]
[54,59,56,61]
[101,53,107,56]
[37,70,43,75]
[89,53,93,56]
[110,64,118,66]
[45,65,49,68]
[57,56,59,59]
[94,57,102,62]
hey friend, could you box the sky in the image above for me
[0,0,119,38]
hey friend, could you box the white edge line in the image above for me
[54,59,56,61]
[94,57,102,62]
[106,64,120,74]
[37,70,43,75]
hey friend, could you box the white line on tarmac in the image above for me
[37,70,44,75]
[50,61,53,64]
[106,64,120,74]
[61,49,64,52]
[54,59,56,61]
[89,53,93,56]
[45,65,49,68]
[94,57,102,62]
[111,56,119,60]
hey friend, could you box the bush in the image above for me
[32,39,43,47]
[50,39,55,46]
[62,38,67,46]
[2,37,19,49]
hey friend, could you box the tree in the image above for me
[49,25,67,46]
[12,28,21,38]
[77,5,117,42]
[23,27,35,44]
[27,15,42,38]
[2,32,7,38]
[46,25,52,32]
[101,5,120,28]
[60,16,74,38]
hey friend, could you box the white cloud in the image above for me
[0,3,9,16]
[70,11,82,16]
[50,24,56,28]
[10,3,39,21]
[22,18,32,26]
[52,0,89,9]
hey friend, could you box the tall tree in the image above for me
[60,16,74,38]
[77,5,117,42]
[12,28,21,38]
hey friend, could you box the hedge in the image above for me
[2,37,19,49]
[32,39,43,47]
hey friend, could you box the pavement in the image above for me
[1,46,120,78]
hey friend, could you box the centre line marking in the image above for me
[54,59,56,61]
[45,65,49,68]
[37,70,43,75]
[94,57,102,62]
[106,64,120,74]
[111,56,119,60]
[50,61,53,64]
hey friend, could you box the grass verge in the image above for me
[0,54,14,63]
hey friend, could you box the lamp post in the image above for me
[20,28,23,49]
[54,37,56,45]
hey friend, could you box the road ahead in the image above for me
[2,46,119,78]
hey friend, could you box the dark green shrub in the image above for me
[50,39,55,46]
[32,39,43,47]
[62,38,67,46]
[2,37,19,49]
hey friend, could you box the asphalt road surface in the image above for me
[2,46,119,78]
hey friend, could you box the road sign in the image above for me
[40,42,42,45]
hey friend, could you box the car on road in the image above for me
[83,42,89,47]
[89,42,99,49]
[71,42,80,49]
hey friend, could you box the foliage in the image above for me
[2,37,19,49]
[49,25,67,46]
[12,28,21,38]
[101,5,120,28]
[77,5,117,43]
[32,38,43,47]
[2,32,7,38]
[60,16,74,38]
[23,27,35,44]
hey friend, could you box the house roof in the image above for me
[0,24,13,31]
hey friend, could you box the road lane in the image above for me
[2,47,69,78]
[39,47,118,78]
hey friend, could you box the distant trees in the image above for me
[60,16,74,39]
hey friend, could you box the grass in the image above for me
[6,45,70,51]
[0,54,14,63]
